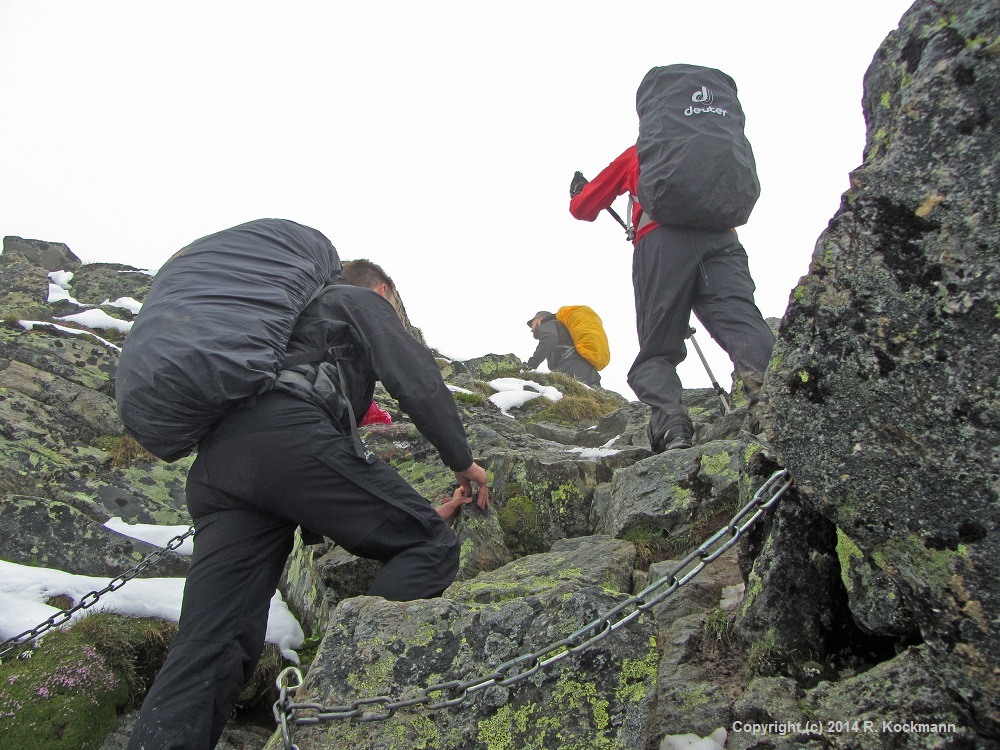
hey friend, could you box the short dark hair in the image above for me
[342,259,396,293]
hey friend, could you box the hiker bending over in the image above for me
[524,310,601,387]
[128,258,488,750]
[568,67,773,451]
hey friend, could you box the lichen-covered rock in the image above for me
[460,352,524,380]
[270,536,658,750]
[2,235,81,272]
[733,493,855,664]
[729,648,986,750]
[0,495,189,578]
[760,0,1000,734]
[66,263,152,307]
[593,438,756,546]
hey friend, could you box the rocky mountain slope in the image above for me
[1,1,998,747]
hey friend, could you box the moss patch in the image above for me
[0,627,129,750]
[497,495,545,557]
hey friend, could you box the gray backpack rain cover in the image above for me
[636,64,760,230]
[115,218,342,461]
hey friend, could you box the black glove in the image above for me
[569,171,589,197]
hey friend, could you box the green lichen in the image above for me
[313,712,443,749]
[615,636,658,704]
[348,650,397,695]
[741,571,763,616]
[880,91,891,109]
[477,704,516,750]
[450,568,578,605]
[459,537,476,568]
[679,685,710,708]
[553,676,610,730]
[873,534,969,600]
[550,482,580,510]
[867,126,891,162]
[699,450,735,482]
[671,485,694,508]
[599,572,624,595]
[836,528,863,592]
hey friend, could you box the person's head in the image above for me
[342,259,396,300]
[526,310,552,333]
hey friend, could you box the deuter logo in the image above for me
[685,84,728,117]
[691,86,713,105]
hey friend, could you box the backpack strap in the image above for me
[282,343,356,368]
[626,195,638,242]
[326,352,375,464]
[277,343,374,464]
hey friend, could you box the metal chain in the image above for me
[0,526,195,660]
[273,468,793,749]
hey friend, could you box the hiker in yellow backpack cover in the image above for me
[524,310,602,387]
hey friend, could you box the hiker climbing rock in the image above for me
[120,225,488,750]
[569,64,774,451]
[524,309,603,387]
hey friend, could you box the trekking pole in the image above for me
[688,327,731,414]
[605,205,629,232]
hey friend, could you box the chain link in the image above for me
[0,527,195,660]
[273,468,792,749]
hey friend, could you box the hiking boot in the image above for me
[649,423,694,453]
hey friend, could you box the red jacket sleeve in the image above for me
[569,145,639,222]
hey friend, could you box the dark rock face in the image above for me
[761,0,1000,738]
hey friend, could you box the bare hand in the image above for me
[436,486,474,523]
[454,462,489,509]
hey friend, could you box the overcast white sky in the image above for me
[0,1,915,399]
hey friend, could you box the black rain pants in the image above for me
[128,391,460,750]
[627,225,775,441]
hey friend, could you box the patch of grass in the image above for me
[535,394,608,423]
[525,372,623,425]
[453,391,488,407]
[620,523,674,569]
[70,613,176,705]
[703,607,732,645]
[93,434,157,468]
[743,630,779,679]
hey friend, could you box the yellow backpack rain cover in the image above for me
[556,305,611,371]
